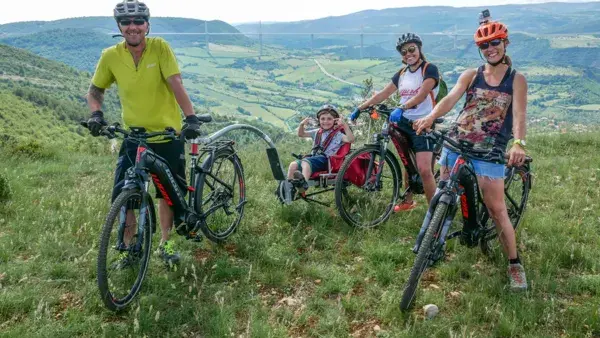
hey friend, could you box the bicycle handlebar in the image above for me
[425,130,532,164]
[356,104,444,125]
[80,121,178,141]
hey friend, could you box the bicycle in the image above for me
[82,117,247,311]
[333,104,444,228]
[399,129,532,311]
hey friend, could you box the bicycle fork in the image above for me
[412,188,459,254]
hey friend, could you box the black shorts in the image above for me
[394,117,435,153]
[112,138,186,202]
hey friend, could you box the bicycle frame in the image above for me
[413,150,487,252]
[363,106,441,195]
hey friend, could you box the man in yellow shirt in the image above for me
[86,0,200,265]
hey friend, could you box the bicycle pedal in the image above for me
[186,232,203,242]
[175,222,189,236]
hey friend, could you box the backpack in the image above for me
[399,62,448,106]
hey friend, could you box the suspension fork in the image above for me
[188,139,200,208]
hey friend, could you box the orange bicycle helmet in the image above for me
[474,21,508,44]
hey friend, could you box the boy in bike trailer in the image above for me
[85,0,200,266]
[414,12,529,291]
[287,104,355,194]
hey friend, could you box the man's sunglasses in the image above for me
[478,39,503,50]
[400,45,417,56]
[119,17,147,26]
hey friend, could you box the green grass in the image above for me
[1,131,600,336]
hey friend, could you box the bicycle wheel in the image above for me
[97,189,155,311]
[195,147,245,243]
[480,165,531,256]
[335,145,401,228]
[400,202,448,311]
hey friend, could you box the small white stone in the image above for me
[423,304,439,319]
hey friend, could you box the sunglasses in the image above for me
[400,45,417,56]
[478,39,503,50]
[119,17,147,26]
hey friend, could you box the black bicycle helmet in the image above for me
[316,104,339,119]
[396,33,423,52]
[114,0,150,20]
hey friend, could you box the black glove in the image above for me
[181,115,201,140]
[87,110,107,137]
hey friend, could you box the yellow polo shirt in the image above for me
[91,37,182,136]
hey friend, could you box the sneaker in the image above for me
[508,263,527,291]
[159,241,181,266]
[394,200,417,213]
[292,170,308,194]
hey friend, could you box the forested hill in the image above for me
[0,43,121,149]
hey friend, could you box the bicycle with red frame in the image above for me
[334,104,444,228]
[399,129,532,310]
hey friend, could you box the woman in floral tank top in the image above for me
[413,19,529,292]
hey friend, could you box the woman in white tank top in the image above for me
[351,33,440,211]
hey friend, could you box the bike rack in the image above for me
[196,124,294,203]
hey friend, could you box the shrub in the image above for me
[0,173,11,202]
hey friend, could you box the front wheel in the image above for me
[480,165,531,256]
[195,147,246,243]
[97,189,155,311]
[400,202,448,311]
[334,145,401,228]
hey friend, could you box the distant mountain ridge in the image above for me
[237,3,600,35]
[0,17,251,71]
[236,2,600,66]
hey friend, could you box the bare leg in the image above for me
[158,198,173,245]
[416,151,436,204]
[124,211,137,246]
[301,161,312,181]
[479,177,518,259]
[287,161,299,180]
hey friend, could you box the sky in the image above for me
[0,0,597,25]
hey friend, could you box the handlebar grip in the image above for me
[80,121,89,129]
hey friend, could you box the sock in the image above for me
[509,255,521,265]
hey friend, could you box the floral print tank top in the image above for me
[449,66,516,154]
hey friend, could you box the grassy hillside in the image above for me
[0,29,115,72]
[0,127,599,336]
[0,43,109,149]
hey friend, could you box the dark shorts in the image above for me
[394,117,435,153]
[112,138,186,202]
[301,155,328,173]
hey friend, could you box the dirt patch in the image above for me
[350,319,382,337]
[193,248,212,263]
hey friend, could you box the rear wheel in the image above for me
[334,145,401,228]
[195,147,245,243]
[400,202,448,311]
[480,166,531,256]
[97,189,154,311]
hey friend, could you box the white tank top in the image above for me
[397,65,439,120]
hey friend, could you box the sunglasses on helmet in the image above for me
[400,45,417,56]
[119,17,147,26]
[478,39,503,50]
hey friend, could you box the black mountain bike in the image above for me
[399,129,532,311]
[83,117,246,311]
[334,104,444,228]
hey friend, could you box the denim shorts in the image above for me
[302,155,328,173]
[438,147,505,180]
